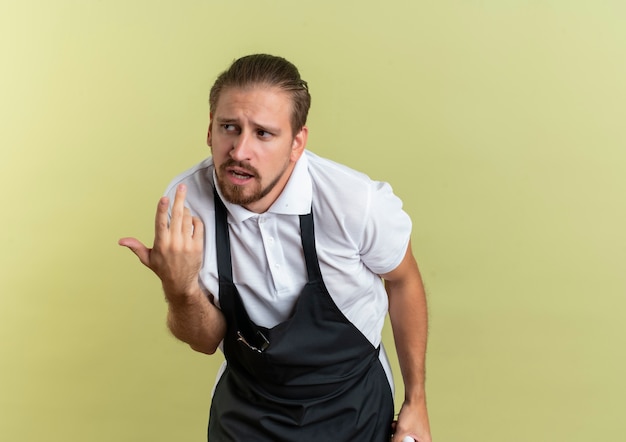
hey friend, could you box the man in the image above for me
[119,54,431,442]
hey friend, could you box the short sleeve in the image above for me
[359,181,412,275]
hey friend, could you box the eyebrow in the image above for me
[215,117,239,124]
[215,117,281,135]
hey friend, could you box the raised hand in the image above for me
[119,184,205,302]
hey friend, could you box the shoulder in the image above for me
[305,150,372,188]
[306,150,403,214]
[305,151,412,273]
[305,151,376,208]
[306,151,410,249]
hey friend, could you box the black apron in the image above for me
[208,190,393,441]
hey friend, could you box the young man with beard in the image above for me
[119,54,431,442]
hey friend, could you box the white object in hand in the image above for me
[402,437,416,442]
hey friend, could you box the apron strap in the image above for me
[299,210,324,283]
[213,186,268,350]
[213,187,233,284]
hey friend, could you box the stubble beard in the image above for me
[217,159,289,207]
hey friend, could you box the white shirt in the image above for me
[164,150,412,389]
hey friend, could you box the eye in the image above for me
[222,124,238,133]
[256,129,272,138]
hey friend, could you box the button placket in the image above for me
[260,216,287,292]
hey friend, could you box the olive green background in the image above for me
[1,1,625,441]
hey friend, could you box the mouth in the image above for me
[224,165,257,184]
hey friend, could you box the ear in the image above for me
[207,113,214,146]
[290,126,308,162]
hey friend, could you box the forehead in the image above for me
[214,85,292,119]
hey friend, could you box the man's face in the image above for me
[208,85,308,213]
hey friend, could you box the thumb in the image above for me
[118,237,151,267]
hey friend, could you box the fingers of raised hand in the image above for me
[182,207,194,237]
[155,196,170,242]
[169,183,188,233]
[155,184,197,240]
[191,216,204,241]
[153,184,203,257]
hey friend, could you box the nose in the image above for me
[230,131,252,161]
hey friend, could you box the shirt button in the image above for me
[268,237,274,244]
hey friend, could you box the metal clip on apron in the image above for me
[208,189,393,441]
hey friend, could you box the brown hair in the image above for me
[209,54,311,135]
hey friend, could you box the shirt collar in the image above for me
[213,152,312,223]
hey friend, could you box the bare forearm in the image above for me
[166,287,226,355]
[387,276,429,401]
[384,243,432,441]
[387,274,428,401]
